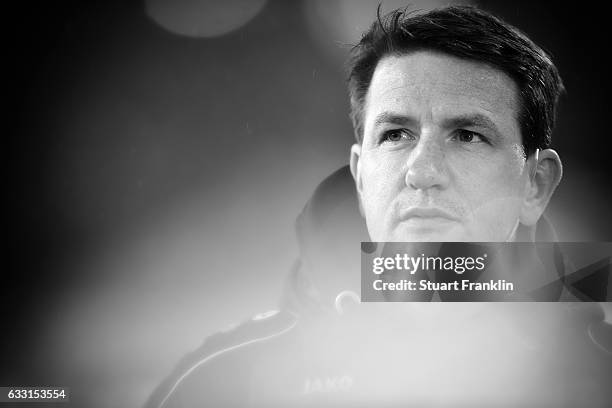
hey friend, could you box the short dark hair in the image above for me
[347,5,564,156]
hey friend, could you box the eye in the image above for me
[380,129,415,144]
[452,129,488,144]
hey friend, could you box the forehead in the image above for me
[364,50,520,135]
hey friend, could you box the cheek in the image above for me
[457,149,526,204]
[457,152,527,236]
[360,153,404,204]
[359,154,405,239]
[466,196,523,241]
[471,197,523,229]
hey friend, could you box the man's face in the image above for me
[352,51,532,242]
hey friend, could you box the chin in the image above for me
[388,224,468,242]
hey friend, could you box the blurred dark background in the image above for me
[3,1,611,406]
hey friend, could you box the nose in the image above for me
[405,136,449,191]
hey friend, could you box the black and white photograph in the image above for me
[3,1,612,407]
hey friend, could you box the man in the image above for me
[347,7,562,244]
[145,6,611,408]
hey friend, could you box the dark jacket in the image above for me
[145,166,611,408]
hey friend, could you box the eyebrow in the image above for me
[372,112,419,129]
[442,114,500,134]
[372,111,501,135]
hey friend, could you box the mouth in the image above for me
[397,207,460,229]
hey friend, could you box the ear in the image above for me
[349,143,365,217]
[520,148,563,226]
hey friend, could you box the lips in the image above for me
[398,207,459,222]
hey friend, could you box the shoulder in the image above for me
[144,310,298,408]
